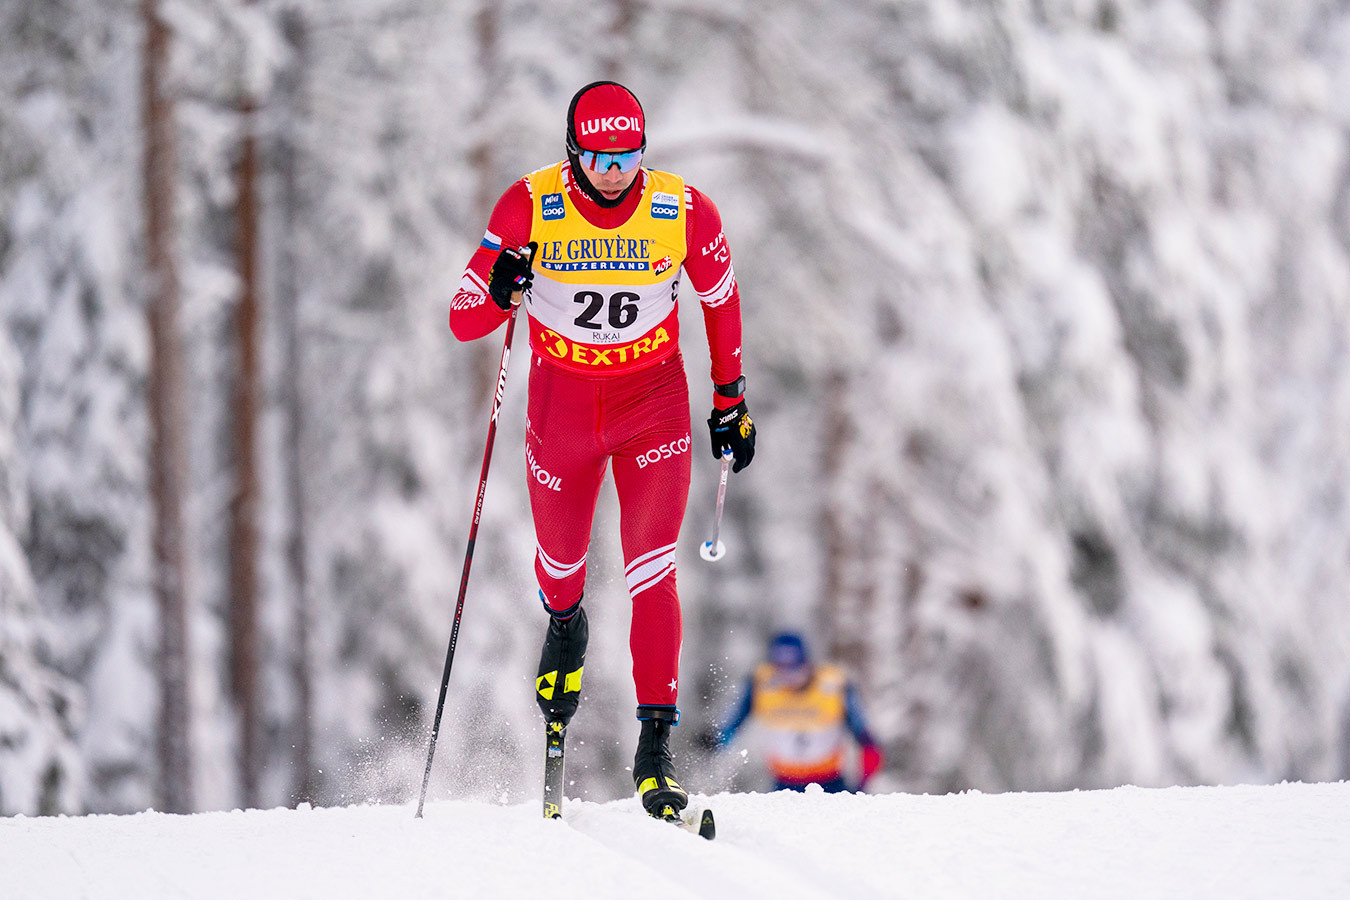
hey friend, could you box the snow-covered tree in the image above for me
[0,330,81,816]
[0,0,158,813]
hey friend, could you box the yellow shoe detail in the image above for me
[564,666,583,694]
[536,671,557,699]
[637,777,659,795]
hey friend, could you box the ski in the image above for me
[651,803,716,840]
[542,720,566,819]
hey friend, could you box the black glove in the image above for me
[708,398,755,473]
[487,242,537,310]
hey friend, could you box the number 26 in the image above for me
[573,291,639,330]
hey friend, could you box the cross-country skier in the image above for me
[449,81,756,819]
[707,631,884,793]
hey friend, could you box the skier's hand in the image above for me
[487,242,537,310]
[708,399,755,473]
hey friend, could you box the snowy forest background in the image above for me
[4,0,1350,817]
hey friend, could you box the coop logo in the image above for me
[541,193,565,221]
[651,191,679,220]
[636,434,691,469]
[526,444,562,491]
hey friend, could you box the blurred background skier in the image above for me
[448,81,756,819]
[707,631,883,793]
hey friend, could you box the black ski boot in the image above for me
[535,598,588,724]
[633,706,688,819]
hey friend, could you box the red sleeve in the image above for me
[449,179,534,342]
[683,185,744,408]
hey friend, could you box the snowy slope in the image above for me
[3,782,1348,899]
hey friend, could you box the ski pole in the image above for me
[416,247,532,818]
[699,449,734,562]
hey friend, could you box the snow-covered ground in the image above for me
[4,781,1348,899]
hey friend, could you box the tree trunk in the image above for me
[229,86,262,808]
[820,368,871,673]
[227,0,276,807]
[820,370,848,654]
[277,7,316,806]
[142,0,193,814]
[603,0,639,81]
[467,0,503,402]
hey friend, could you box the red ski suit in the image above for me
[449,159,744,708]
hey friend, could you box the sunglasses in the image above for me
[576,148,644,174]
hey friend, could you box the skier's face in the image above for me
[579,149,641,200]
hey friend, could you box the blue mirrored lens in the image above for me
[579,149,643,173]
